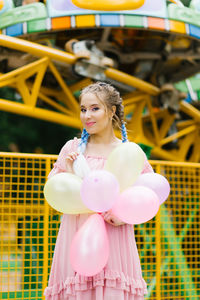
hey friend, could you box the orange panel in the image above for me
[75,15,96,28]
[147,17,165,30]
[51,17,71,30]
[169,20,186,34]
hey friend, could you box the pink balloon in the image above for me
[111,186,160,225]
[70,214,109,276]
[134,173,170,204]
[80,170,119,212]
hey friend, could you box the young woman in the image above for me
[44,82,153,300]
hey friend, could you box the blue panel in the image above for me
[6,23,23,36]
[189,24,200,39]
[100,14,120,27]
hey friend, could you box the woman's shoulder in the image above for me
[61,137,80,152]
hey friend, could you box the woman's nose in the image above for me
[85,110,91,118]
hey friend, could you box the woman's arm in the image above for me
[48,139,75,179]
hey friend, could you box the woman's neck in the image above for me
[89,129,119,145]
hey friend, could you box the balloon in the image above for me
[133,173,170,205]
[43,173,92,214]
[111,186,160,224]
[70,214,109,276]
[80,170,119,212]
[105,142,145,191]
[73,153,91,179]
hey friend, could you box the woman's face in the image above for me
[80,92,113,135]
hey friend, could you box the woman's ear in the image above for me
[112,105,116,116]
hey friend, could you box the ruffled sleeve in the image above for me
[48,138,78,179]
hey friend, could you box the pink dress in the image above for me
[44,138,154,300]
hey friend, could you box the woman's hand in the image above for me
[102,211,125,226]
[65,151,79,173]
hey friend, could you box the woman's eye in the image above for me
[81,108,86,112]
[92,107,99,111]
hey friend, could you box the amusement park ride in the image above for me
[0,0,200,162]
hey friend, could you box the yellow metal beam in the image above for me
[69,78,93,93]
[146,96,160,145]
[48,61,80,114]
[176,119,195,130]
[123,94,146,105]
[142,109,167,122]
[0,57,49,106]
[38,92,74,116]
[151,146,182,161]
[160,125,197,146]
[177,132,196,161]
[189,131,200,162]
[0,57,48,83]
[105,68,160,96]
[180,101,200,121]
[0,99,82,129]
[123,90,144,100]
[158,112,176,140]
[126,99,153,145]
[0,34,76,64]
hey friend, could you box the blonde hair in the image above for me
[80,82,125,129]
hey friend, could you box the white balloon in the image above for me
[73,153,91,179]
[105,142,145,191]
[44,172,92,214]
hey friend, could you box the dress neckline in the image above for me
[74,137,123,160]
[84,154,107,160]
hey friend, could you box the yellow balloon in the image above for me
[105,142,145,191]
[0,0,4,10]
[72,0,145,11]
[44,173,92,214]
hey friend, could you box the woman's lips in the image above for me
[85,122,96,127]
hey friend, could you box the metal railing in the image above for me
[0,152,199,299]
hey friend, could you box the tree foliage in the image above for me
[0,87,79,154]
[0,111,79,154]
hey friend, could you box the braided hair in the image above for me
[78,82,128,153]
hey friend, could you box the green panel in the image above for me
[168,3,200,27]
[0,3,47,29]
[160,205,199,298]
[174,81,188,93]
[27,19,47,33]
[1,290,42,299]
[0,255,21,271]
[22,217,43,290]
[175,77,200,92]
[197,90,200,99]
[124,15,144,28]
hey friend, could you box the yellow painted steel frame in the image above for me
[0,34,200,162]
[0,34,81,128]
